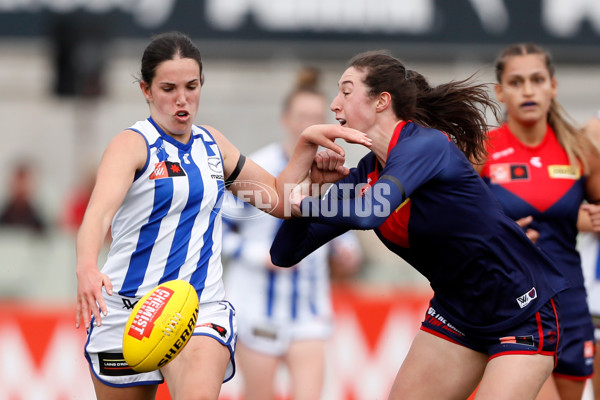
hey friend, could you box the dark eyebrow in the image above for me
[158,78,200,85]
[506,69,547,80]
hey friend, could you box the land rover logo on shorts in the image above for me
[516,287,537,309]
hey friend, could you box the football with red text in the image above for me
[123,280,199,372]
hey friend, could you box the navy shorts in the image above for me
[552,287,595,380]
[421,298,560,362]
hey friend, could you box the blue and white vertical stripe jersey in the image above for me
[222,143,355,325]
[580,232,600,317]
[102,118,226,303]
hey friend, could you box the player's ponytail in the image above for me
[349,50,498,163]
[295,65,320,91]
[282,66,323,113]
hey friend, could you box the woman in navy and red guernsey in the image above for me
[269,51,571,400]
[478,43,600,400]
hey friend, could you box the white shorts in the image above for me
[579,231,600,340]
[237,314,332,357]
[85,293,237,387]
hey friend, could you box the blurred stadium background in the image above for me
[0,1,598,399]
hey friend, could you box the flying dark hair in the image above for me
[139,31,203,86]
[348,50,498,162]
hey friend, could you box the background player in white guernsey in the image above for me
[74,31,371,400]
[222,66,363,400]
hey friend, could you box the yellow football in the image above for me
[123,280,199,372]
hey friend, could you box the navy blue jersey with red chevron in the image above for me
[271,121,568,334]
[481,124,585,287]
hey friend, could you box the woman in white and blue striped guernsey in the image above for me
[74,31,370,400]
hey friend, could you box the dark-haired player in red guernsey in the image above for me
[478,44,600,400]
[269,50,575,400]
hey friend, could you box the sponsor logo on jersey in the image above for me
[489,163,530,184]
[530,156,542,168]
[489,164,510,184]
[548,165,580,180]
[510,164,529,181]
[208,157,224,180]
[149,161,187,180]
[208,157,222,173]
[516,287,537,309]
[491,147,515,160]
[360,171,378,195]
[122,298,139,310]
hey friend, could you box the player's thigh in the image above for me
[161,335,230,400]
[534,375,560,400]
[388,330,487,400]
[552,375,586,400]
[236,341,280,400]
[475,354,554,400]
[90,371,158,400]
[286,339,327,400]
[593,347,600,400]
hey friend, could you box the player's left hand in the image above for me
[299,124,371,157]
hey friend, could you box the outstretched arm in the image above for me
[291,175,405,229]
[210,124,371,218]
[270,217,350,267]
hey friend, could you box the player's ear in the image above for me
[550,76,557,100]
[375,92,391,112]
[494,83,504,104]
[140,81,152,103]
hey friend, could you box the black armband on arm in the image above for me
[225,153,246,187]
[379,174,406,202]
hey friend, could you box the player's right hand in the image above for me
[76,266,113,329]
[311,149,349,185]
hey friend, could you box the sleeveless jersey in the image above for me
[102,118,226,302]
[481,124,586,287]
[271,121,568,334]
[222,143,350,324]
